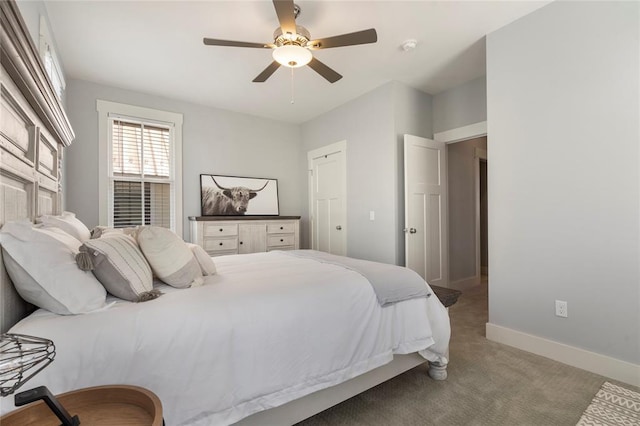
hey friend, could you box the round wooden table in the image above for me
[0,385,163,426]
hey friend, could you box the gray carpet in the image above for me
[297,280,639,426]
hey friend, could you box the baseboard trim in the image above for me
[486,323,640,387]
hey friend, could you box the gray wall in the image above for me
[433,75,486,134]
[300,82,432,265]
[393,83,434,265]
[16,0,47,47]
[64,79,302,237]
[487,1,639,364]
[447,136,487,284]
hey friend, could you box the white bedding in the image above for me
[0,251,450,425]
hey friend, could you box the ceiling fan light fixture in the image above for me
[272,45,312,68]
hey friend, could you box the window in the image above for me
[97,100,183,236]
[39,16,65,99]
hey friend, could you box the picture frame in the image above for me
[200,174,279,216]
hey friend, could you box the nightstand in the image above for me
[0,385,163,426]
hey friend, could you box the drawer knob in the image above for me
[280,239,284,242]
[280,226,283,230]
[219,228,223,232]
[240,241,243,245]
[219,242,223,246]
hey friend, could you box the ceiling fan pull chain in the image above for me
[290,67,295,104]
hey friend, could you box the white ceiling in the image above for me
[44,1,549,124]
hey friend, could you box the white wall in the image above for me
[15,0,46,47]
[433,75,486,134]
[64,79,302,237]
[487,0,639,369]
[301,82,432,265]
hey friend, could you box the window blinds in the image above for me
[111,119,172,228]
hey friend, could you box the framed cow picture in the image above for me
[200,174,279,216]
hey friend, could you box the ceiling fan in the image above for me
[203,0,377,83]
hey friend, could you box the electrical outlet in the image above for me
[555,300,568,318]
[369,211,375,221]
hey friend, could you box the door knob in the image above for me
[404,228,417,234]
[336,225,342,230]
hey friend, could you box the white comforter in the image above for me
[1,251,450,425]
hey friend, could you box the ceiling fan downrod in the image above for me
[290,67,295,104]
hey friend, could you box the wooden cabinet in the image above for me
[189,216,300,256]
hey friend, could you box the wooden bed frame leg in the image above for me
[428,361,448,380]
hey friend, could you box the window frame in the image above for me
[97,100,183,237]
[39,16,65,99]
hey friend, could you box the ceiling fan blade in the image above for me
[307,57,342,83]
[309,29,378,49]
[253,61,281,83]
[272,0,297,34]
[203,38,272,49]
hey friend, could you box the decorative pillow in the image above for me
[37,211,91,242]
[0,220,107,315]
[186,243,217,276]
[136,226,203,288]
[78,233,160,302]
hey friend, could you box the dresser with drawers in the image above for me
[188,216,300,256]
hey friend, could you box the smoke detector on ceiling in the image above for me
[401,39,417,52]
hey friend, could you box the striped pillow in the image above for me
[81,233,159,302]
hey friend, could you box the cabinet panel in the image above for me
[267,235,295,248]
[239,224,267,254]
[204,237,238,253]
[204,223,237,237]
[267,223,295,234]
[1,88,32,152]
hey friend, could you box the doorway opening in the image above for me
[479,158,488,278]
[446,137,487,290]
[307,141,347,256]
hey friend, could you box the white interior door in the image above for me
[308,141,346,256]
[404,135,448,287]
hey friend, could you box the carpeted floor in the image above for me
[297,279,639,426]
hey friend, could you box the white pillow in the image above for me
[0,220,107,315]
[37,211,91,242]
[137,226,203,288]
[33,225,83,252]
[186,243,217,276]
[80,233,159,302]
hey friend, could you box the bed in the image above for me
[0,2,450,425]
[1,250,450,425]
